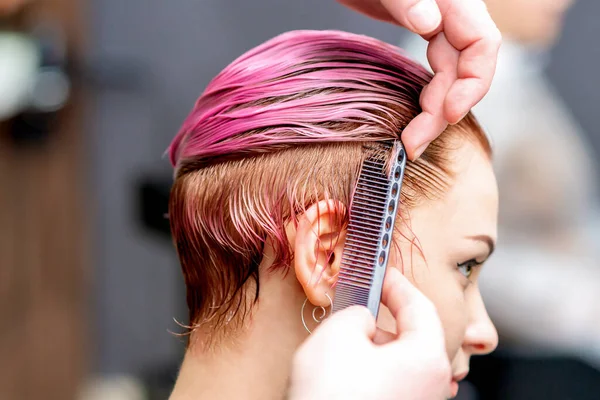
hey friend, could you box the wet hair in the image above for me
[168,30,491,343]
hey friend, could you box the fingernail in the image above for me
[413,141,431,160]
[408,0,442,34]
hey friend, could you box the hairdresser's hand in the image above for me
[288,268,451,400]
[337,0,501,160]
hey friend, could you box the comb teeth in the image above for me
[332,141,406,318]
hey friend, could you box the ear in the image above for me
[293,199,346,308]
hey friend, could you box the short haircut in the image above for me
[168,30,491,343]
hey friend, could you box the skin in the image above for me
[377,138,499,396]
[337,0,502,159]
[485,0,575,47]
[289,269,453,400]
[170,138,499,400]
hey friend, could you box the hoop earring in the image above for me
[301,293,332,334]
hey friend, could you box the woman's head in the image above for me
[168,30,498,374]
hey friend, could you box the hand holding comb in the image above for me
[332,139,406,318]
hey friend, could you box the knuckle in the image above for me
[292,346,312,369]
[293,337,316,359]
[488,26,503,47]
[495,28,503,44]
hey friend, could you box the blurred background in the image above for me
[0,0,598,399]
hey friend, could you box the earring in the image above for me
[301,293,332,334]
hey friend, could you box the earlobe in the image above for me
[293,199,346,307]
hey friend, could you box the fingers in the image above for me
[316,305,377,341]
[381,268,446,346]
[400,0,500,158]
[381,0,442,35]
[437,0,502,123]
[402,111,447,160]
[339,0,499,146]
[296,305,376,367]
[402,33,457,159]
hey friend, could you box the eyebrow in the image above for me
[466,235,496,259]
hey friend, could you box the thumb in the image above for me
[381,268,446,346]
[381,0,442,36]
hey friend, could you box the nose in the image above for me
[463,289,499,355]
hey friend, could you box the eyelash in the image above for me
[456,259,481,280]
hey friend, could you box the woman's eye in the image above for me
[457,259,480,279]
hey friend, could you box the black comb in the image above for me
[332,140,406,318]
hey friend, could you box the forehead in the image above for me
[412,140,498,242]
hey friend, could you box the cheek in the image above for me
[431,286,468,360]
[429,271,469,357]
[386,262,469,361]
[385,237,468,359]
[418,274,468,360]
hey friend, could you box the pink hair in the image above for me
[167,30,490,344]
[168,30,430,172]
